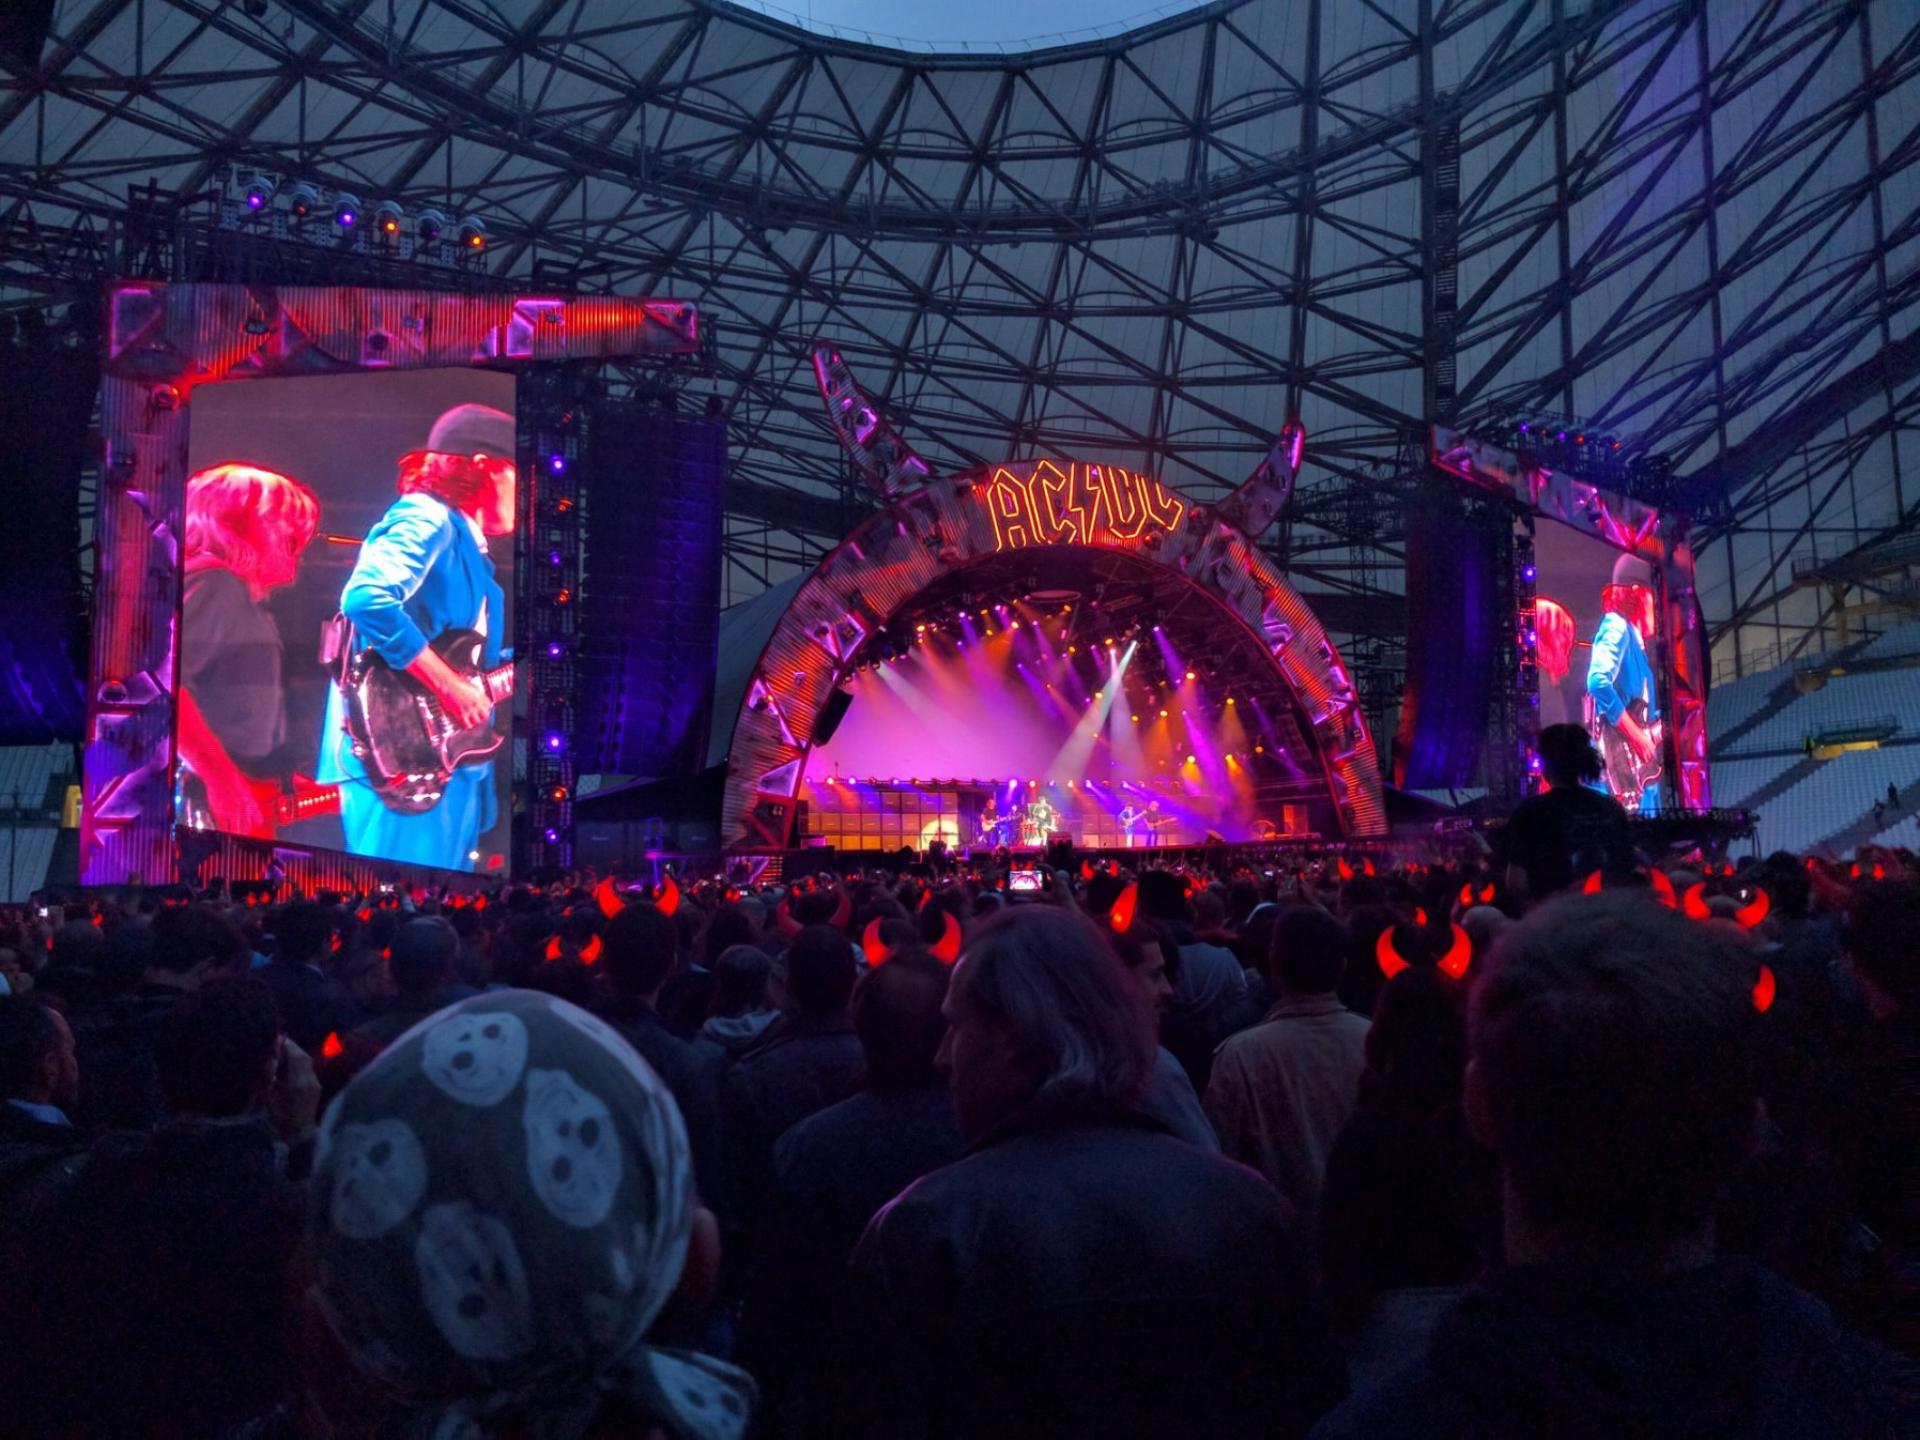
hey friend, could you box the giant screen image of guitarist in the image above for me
[176,462,329,838]
[316,404,516,870]
[1585,551,1663,816]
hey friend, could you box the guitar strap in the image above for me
[320,612,358,689]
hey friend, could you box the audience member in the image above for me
[261,899,356,1051]
[596,901,728,1226]
[1138,869,1246,1090]
[1312,892,1909,1438]
[1500,723,1634,901]
[303,990,754,1437]
[1110,913,1217,1148]
[850,906,1343,1437]
[698,942,779,1059]
[0,993,85,1219]
[754,950,967,1437]
[1207,905,1369,1230]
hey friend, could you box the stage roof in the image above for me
[3,1,1919,682]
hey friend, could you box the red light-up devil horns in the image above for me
[1438,923,1472,980]
[1734,887,1771,929]
[656,875,681,917]
[862,918,890,967]
[1753,964,1777,1013]
[594,876,622,919]
[1109,884,1139,934]
[1682,883,1711,921]
[932,910,962,964]
[1650,869,1678,909]
[1375,927,1409,979]
[1582,871,1604,896]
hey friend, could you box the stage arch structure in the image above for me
[720,352,1386,851]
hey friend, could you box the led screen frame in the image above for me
[84,283,698,889]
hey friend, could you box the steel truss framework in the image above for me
[4,0,1920,715]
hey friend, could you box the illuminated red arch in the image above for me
[722,458,1386,848]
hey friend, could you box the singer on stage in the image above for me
[317,404,515,870]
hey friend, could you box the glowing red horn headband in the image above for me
[1109,883,1139,934]
[1438,923,1472,980]
[1682,883,1711,921]
[1582,871,1604,896]
[1375,927,1409,979]
[656,875,681,917]
[1734,887,1771,929]
[862,917,890,967]
[1337,858,1354,882]
[1650,869,1678,909]
[932,910,962,964]
[1752,964,1776,1013]
[594,876,622,919]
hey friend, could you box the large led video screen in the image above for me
[177,369,517,873]
[1533,519,1669,815]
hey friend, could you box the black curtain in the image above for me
[0,338,98,743]
[1394,493,1503,791]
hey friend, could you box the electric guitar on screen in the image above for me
[342,627,516,815]
[1592,697,1663,810]
[179,770,342,840]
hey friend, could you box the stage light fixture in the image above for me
[1185,754,1197,765]
[545,641,564,658]
[417,208,449,242]
[458,217,488,251]
[333,191,362,228]
[374,200,405,236]
[1184,670,1195,681]
[241,174,276,212]
[286,182,318,218]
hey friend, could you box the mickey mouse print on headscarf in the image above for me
[307,989,755,1440]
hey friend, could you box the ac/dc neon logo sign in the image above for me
[975,460,1186,552]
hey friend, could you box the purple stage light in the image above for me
[1522,565,1537,581]
[548,454,567,474]
[545,641,564,658]
[544,733,565,753]
[246,192,266,211]
[549,550,563,566]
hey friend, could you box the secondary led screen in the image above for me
[1533,518,1667,815]
[177,369,517,873]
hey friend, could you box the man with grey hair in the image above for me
[848,906,1342,1437]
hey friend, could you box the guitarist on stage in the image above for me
[177,462,321,838]
[1585,551,1662,816]
[318,404,515,870]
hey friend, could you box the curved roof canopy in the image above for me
[3,0,1918,670]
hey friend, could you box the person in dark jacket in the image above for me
[696,942,780,1060]
[849,906,1343,1439]
[346,914,462,1056]
[724,924,866,1231]
[260,898,356,1051]
[754,949,966,1436]
[18,976,317,1437]
[0,993,87,1225]
[1311,892,1910,1439]
[594,900,728,1226]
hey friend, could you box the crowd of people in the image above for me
[1,767,1917,1434]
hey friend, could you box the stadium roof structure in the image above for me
[3,0,1919,699]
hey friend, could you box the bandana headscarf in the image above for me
[307,989,755,1440]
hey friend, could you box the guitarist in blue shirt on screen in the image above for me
[318,403,515,871]
[1586,550,1663,816]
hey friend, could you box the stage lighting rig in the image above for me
[416,208,449,243]
[373,200,405,238]
[332,191,362,229]
[240,173,276,213]
[457,217,488,252]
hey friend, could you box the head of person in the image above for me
[1192,888,1229,933]
[708,944,772,1019]
[1467,892,1759,1255]
[1109,915,1178,1018]
[0,994,78,1111]
[942,906,1154,1143]
[852,951,951,1090]
[785,925,856,1022]
[600,903,675,1002]
[183,462,321,600]
[273,900,335,969]
[1601,551,1659,640]
[700,906,757,968]
[398,403,517,536]
[306,990,749,1436]
[389,918,459,1002]
[1136,870,1190,925]
[1360,967,1468,1117]
[1845,879,1920,1017]
[1268,905,1348,996]
[1536,723,1603,792]
[154,974,281,1119]
[49,918,105,973]
[148,903,251,988]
